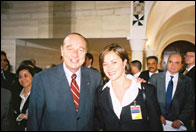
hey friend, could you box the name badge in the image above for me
[130,105,142,120]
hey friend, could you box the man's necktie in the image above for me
[165,76,174,114]
[183,69,189,75]
[70,74,80,111]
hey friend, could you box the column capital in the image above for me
[128,39,147,51]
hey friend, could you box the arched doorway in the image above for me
[161,41,195,71]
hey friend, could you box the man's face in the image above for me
[1,55,7,71]
[185,52,195,66]
[130,64,139,75]
[84,57,92,67]
[61,34,87,73]
[147,59,158,73]
[167,54,183,75]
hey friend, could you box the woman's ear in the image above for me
[123,59,127,67]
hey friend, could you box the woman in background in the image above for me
[96,44,163,131]
[14,65,35,131]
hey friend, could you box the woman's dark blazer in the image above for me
[14,93,29,131]
[96,83,163,131]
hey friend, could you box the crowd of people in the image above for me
[1,32,195,131]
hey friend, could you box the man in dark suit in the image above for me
[30,59,43,73]
[149,53,194,130]
[1,51,17,91]
[83,52,98,71]
[27,33,103,131]
[182,49,195,131]
[1,88,12,131]
[1,51,22,131]
[139,56,163,82]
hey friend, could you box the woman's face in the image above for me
[18,69,33,89]
[103,51,126,81]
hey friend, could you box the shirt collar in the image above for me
[63,62,80,76]
[63,62,81,86]
[149,70,159,77]
[166,70,179,79]
[20,88,31,99]
[186,65,195,71]
[102,74,141,91]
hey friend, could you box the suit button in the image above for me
[77,117,80,120]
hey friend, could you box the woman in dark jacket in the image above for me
[14,65,35,131]
[96,44,163,131]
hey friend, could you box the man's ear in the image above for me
[60,45,64,56]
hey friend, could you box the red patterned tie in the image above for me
[70,74,80,111]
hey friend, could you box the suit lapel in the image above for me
[157,72,167,113]
[171,74,183,103]
[22,97,30,113]
[55,64,76,113]
[101,87,119,121]
[78,67,91,114]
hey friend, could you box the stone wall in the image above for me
[1,1,131,72]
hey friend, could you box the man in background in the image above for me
[139,56,163,82]
[30,59,42,73]
[83,52,98,71]
[130,60,142,78]
[1,51,19,131]
[150,53,194,130]
[182,49,195,131]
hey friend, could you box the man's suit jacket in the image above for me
[27,64,103,131]
[96,83,163,131]
[1,70,17,91]
[182,66,195,120]
[182,66,195,89]
[149,71,194,125]
[1,88,12,131]
[139,69,163,82]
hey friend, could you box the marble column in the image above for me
[129,39,146,63]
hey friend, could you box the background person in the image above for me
[182,49,195,131]
[14,65,35,131]
[1,87,12,131]
[130,60,142,78]
[83,52,98,71]
[139,56,163,82]
[149,53,194,130]
[30,59,42,73]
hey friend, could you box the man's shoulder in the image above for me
[140,70,149,74]
[150,71,165,81]
[158,69,163,72]
[179,73,193,82]
[90,67,99,72]
[139,70,149,78]
[81,66,102,80]
[82,66,99,74]
[34,64,62,77]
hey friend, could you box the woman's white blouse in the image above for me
[16,88,30,121]
[102,74,141,119]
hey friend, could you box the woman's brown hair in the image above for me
[99,43,131,78]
